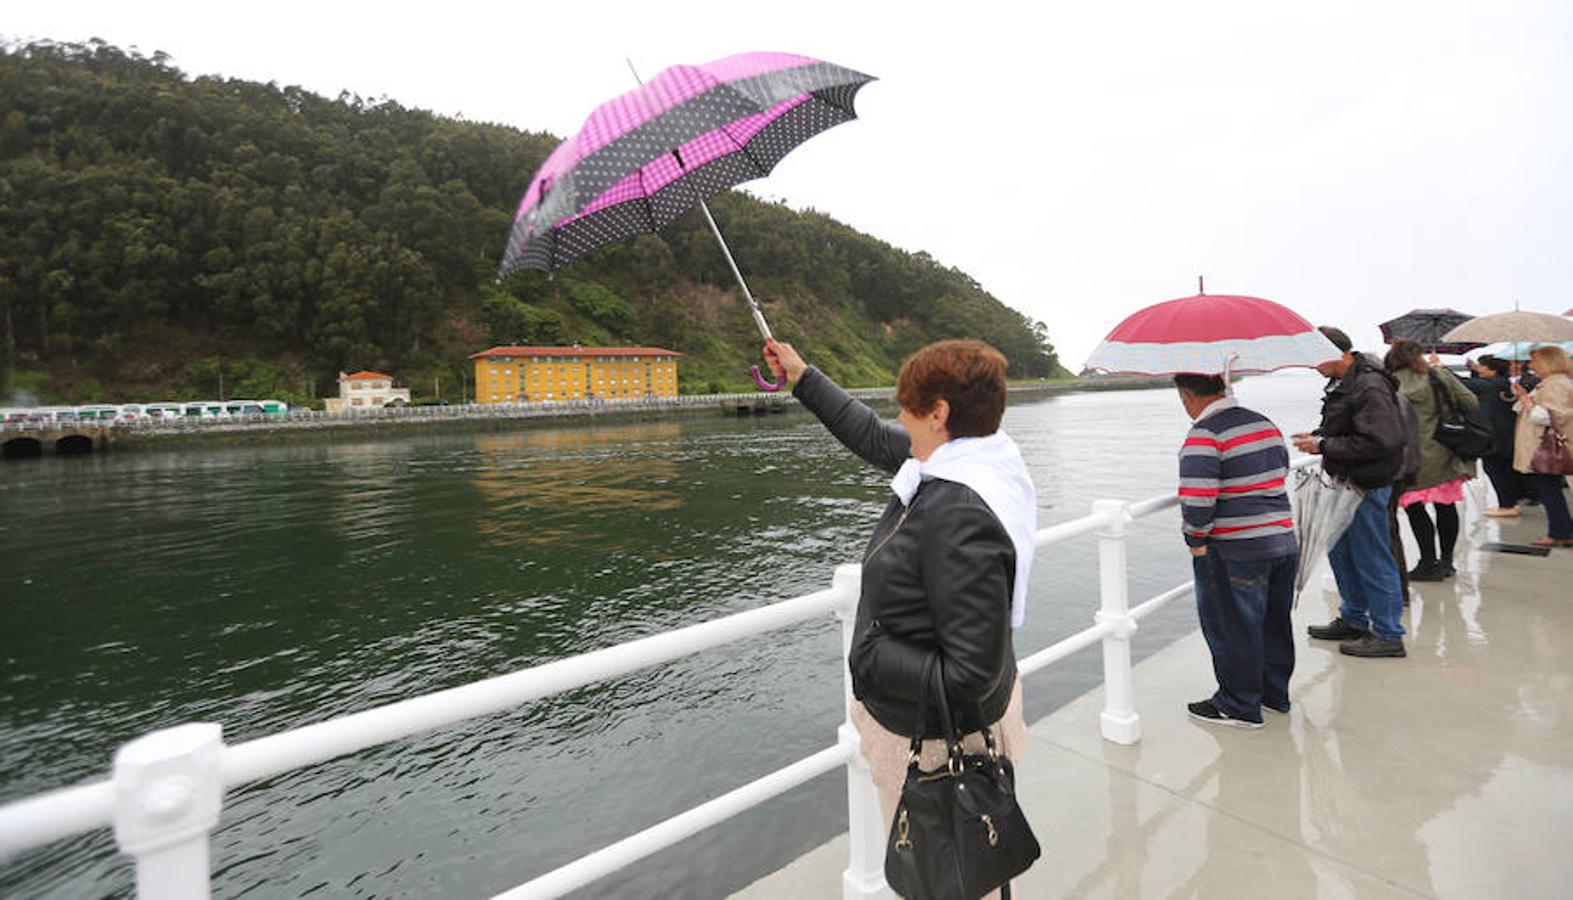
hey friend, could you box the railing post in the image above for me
[1092,499,1141,745]
[832,563,889,899]
[113,723,225,899]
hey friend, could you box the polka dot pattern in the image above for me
[496,55,875,278]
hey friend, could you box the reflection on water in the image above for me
[0,376,1330,898]
[472,423,685,549]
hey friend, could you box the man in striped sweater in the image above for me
[1176,374,1300,728]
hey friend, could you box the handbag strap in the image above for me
[909,654,964,764]
[1428,369,1457,419]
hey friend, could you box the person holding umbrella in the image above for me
[761,337,1039,892]
[1382,340,1479,579]
[1511,346,1573,547]
[1292,327,1410,658]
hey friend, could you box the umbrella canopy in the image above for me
[1378,308,1482,355]
[1472,341,1573,361]
[499,52,874,276]
[1292,466,1363,603]
[1084,292,1342,375]
[1441,310,1573,345]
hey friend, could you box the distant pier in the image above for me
[0,376,1168,457]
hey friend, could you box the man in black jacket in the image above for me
[1291,326,1409,658]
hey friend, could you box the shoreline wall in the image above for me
[4,376,1174,453]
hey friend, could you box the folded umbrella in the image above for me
[1379,308,1482,355]
[1292,466,1364,604]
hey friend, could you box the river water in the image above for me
[0,374,1326,898]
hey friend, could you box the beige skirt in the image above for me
[851,678,1028,900]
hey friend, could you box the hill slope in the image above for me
[0,39,1065,405]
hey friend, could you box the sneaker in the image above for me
[1438,560,1457,577]
[1308,617,1367,641]
[1187,700,1263,729]
[1408,560,1445,582]
[1263,700,1291,714]
[1339,634,1406,658]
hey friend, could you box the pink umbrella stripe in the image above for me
[514,54,860,218]
[568,53,817,162]
[502,58,870,276]
[562,96,811,225]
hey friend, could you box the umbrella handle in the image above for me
[750,365,787,392]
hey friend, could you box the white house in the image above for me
[324,371,411,412]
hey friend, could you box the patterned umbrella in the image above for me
[1379,308,1482,355]
[1084,288,1342,376]
[497,52,873,391]
[499,52,873,277]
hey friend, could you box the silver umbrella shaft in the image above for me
[697,199,773,341]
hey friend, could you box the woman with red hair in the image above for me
[763,338,1039,897]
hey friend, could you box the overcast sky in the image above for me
[9,1,1571,366]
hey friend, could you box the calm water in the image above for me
[0,375,1326,898]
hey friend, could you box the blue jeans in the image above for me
[1524,473,1573,539]
[1193,551,1299,721]
[1328,485,1406,640]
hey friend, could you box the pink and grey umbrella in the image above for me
[1084,284,1342,375]
[497,52,874,390]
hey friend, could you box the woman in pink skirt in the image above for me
[1385,340,1480,580]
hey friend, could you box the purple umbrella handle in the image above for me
[750,365,787,392]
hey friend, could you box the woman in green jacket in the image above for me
[1385,340,1479,581]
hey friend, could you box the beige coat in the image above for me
[1514,372,1573,473]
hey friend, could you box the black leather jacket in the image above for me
[793,367,1017,739]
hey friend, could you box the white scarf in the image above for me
[889,431,1038,627]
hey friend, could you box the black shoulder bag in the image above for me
[1429,370,1493,462]
[885,654,1040,900]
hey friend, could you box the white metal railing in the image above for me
[0,456,1319,898]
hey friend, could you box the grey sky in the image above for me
[9,0,1570,366]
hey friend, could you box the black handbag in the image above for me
[1429,370,1494,461]
[884,655,1040,900]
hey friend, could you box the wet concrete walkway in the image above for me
[736,502,1573,899]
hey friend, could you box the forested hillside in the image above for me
[0,40,1065,405]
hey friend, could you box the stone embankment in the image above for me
[1,376,1167,454]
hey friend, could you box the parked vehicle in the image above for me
[145,403,185,420]
[224,401,265,417]
[77,405,120,421]
[259,399,288,415]
[115,404,148,422]
[182,401,227,419]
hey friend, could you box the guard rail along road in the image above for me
[0,456,1322,899]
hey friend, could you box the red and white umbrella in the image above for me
[1084,291,1342,376]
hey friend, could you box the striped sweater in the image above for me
[1179,398,1298,561]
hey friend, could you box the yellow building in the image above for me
[469,346,682,404]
